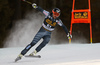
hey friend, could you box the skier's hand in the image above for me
[32,3,37,9]
[67,33,72,39]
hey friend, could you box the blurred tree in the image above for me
[13,0,21,20]
[53,0,56,8]
[0,0,14,47]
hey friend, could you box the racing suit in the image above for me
[21,6,68,55]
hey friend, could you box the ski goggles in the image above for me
[52,10,60,17]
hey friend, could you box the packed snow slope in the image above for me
[0,44,100,65]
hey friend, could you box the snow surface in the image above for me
[0,44,100,65]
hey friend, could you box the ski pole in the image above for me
[22,0,32,4]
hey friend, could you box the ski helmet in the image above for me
[52,8,60,17]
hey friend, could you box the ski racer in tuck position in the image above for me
[15,3,72,62]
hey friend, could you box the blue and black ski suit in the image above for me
[21,6,69,55]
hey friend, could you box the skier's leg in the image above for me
[29,35,50,56]
[15,38,40,62]
[21,32,43,55]
[35,35,51,53]
[15,27,45,62]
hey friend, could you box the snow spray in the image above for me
[4,11,64,48]
[4,11,44,47]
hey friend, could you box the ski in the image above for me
[25,55,41,58]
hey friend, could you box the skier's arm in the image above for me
[61,24,72,39]
[32,3,49,16]
[57,20,68,34]
[57,20,72,39]
[61,24,68,35]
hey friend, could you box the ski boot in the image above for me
[15,54,23,62]
[29,50,37,56]
[26,50,41,58]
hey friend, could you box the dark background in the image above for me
[0,0,100,47]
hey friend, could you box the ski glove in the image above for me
[32,3,37,9]
[67,33,72,39]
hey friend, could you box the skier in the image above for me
[15,3,72,62]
